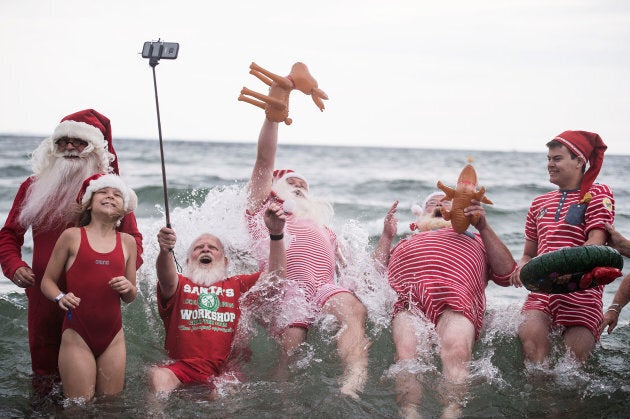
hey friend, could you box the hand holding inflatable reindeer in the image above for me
[238,62,328,125]
[437,159,493,234]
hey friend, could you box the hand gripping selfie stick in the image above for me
[141,39,179,228]
[142,40,183,272]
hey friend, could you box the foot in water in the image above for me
[339,366,367,399]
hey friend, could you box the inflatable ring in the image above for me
[520,245,624,294]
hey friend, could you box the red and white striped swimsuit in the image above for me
[246,194,348,328]
[522,183,615,339]
[388,227,511,339]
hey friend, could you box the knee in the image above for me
[441,341,471,365]
[347,297,367,322]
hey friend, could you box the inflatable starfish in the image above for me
[437,160,492,234]
[238,62,328,125]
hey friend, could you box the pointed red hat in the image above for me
[553,130,607,199]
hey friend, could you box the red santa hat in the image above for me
[76,173,137,213]
[272,169,308,187]
[51,109,119,174]
[552,130,607,199]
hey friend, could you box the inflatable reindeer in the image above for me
[238,62,328,125]
[437,160,493,234]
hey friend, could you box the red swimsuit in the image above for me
[62,228,125,357]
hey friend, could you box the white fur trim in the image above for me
[82,174,137,212]
[553,135,586,162]
[52,120,106,149]
[278,171,308,186]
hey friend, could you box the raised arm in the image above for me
[264,202,286,281]
[156,226,179,299]
[373,201,399,275]
[247,119,279,213]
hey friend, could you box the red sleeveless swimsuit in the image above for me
[62,228,125,357]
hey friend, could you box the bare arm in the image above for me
[605,223,630,257]
[41,229,81,311]
[263,202,286,282]
[600,272,630,335]
[468,200,517,278]
[509,239,537,288]
[110,233,138,304]
[156,227,179,300]
[373,201,398,274]
[247,119,279,213]
[584,228,607,246]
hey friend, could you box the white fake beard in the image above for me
[415,213,452,232]
[18,152,100,230]
[185,260,228,287]
[273,181,333,226]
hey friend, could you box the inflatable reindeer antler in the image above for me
[238,62,328,125]
[436,161,493,234]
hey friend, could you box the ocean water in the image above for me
[1,134,629,418]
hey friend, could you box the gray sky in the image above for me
[1,0,629,154]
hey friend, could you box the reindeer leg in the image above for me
[239,87,287,111]
[238,94,266,110]
[249,62,293,90]
[249,69,273,87]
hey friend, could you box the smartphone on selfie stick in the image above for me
[141,40,179,228]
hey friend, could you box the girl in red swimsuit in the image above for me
[41,174,138,402]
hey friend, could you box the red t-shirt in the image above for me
[157,273,261,373]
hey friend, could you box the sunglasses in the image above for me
[56,138,88,148]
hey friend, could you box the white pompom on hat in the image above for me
[76,173,137,213]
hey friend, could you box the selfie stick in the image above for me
[143,40,182,272]
[150,60,171,227]
[142,40,178,227]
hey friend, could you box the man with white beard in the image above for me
[373,193,516,419]
[150,202,286,396]
[245,118,369,399]
[0,109,143,395]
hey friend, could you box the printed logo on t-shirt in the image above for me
[602,197,613,212]
[537,208,547,220]
[198,292,220,311]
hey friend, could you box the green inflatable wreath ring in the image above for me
[520,245,623,294]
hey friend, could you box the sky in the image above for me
[1,0,629,154]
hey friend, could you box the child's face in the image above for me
[91,187,125,217]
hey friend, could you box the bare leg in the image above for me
[518,310,552,364]
[563,326,596,363]
[58,329,97,400]
[322,292,369,398]
[274,326,307,381]
[435,310,475,418]
[392,312,423,419]
[95,329,126,396]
